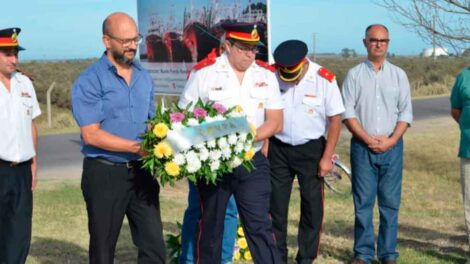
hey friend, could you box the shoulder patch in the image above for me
[16,68,34,82]
[193,48,217,71]
[318,67,335,83]
[256,59,276,72]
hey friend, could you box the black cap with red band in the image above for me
[273,40,308,82]
[0,27,25,51]
[222,22,260,44]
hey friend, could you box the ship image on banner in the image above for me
[137,0,269,95]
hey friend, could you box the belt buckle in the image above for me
[126,161,133,169]
[10,161,18,167]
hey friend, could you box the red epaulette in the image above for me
[318,67,335,83]
[187,48,218,80]
[256,60,276,72]
[193,48,217,71]
[16,68,34,82]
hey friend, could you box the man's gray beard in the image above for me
[111,49,134,65]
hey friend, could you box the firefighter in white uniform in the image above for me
[266,39,344,264]
[179,22,283,264]
[0,27,41,264]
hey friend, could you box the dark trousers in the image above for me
[195,152,281,264]
[0,161,32,264]
[81,158,166,264]
[268,137,325,264]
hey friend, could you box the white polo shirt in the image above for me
[0,72,41,162]
[275,59,345,146]
[179,53,283,150]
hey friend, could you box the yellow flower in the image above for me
[154,141,173,158]
[234,251,241,260]
[244,149,255,161]
[249,122,257,138]
[164,161,180,176]
[234,105,244,113]
[153,123,169,138]
[238,237,248,249]
[237,227,244,237]
[243,251,252,260]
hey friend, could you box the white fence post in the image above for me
[46,81,56,128]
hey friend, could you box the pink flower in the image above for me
[170,112,185,123]
[213,103,227,114]
[193,107,208,118]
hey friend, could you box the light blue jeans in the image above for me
[351,137,403,263]
[179,180,238,264]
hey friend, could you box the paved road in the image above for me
[412,96,450,120]
[38,132,83,180]
[37,96,451,180]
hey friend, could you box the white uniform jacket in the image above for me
[275,59,344,146]
[0,72,41,162]
[179,53,283,151]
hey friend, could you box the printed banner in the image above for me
[137,0,269,95]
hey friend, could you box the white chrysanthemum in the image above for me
[187,159,201,173]
[186,151,201,173]
[221,147,232,160]
[209,150,222,161]
[194,143,205,149]
[186,150,197,159]
[199,147,209,161]
[173,153,186,165]
[238,133,247,142]
[207,139,216,148]
[218,137,228,149]
[187,118,199,126]
[210,160,220,172]
[234,142,244,154]
[228,134,238,145]
[230,157,243,168]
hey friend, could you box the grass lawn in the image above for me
[26,117,467,264]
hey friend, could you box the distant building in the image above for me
[421,47,449,57]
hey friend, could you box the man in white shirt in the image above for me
[266,40,344,264]
[0,27,41,264]
[179,22,283,263]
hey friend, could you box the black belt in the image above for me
[271,136,325,146]
[88,157,140,169]
[0,159,32,167]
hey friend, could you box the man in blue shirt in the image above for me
[71,12,166,263]
[342,24,413,264]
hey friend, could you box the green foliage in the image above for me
[21,57,468,114]
[19,59,95,109]
[315,56,468,97]
[166,222,182,264]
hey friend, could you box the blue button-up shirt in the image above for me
[72,54,155,162]
[342,60,413,136]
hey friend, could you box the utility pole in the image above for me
[432,14,436,61]
[312,32,317,61]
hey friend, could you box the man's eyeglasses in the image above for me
[367,38,390,45]
[232,42,258,54]
[107,34,143,47]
